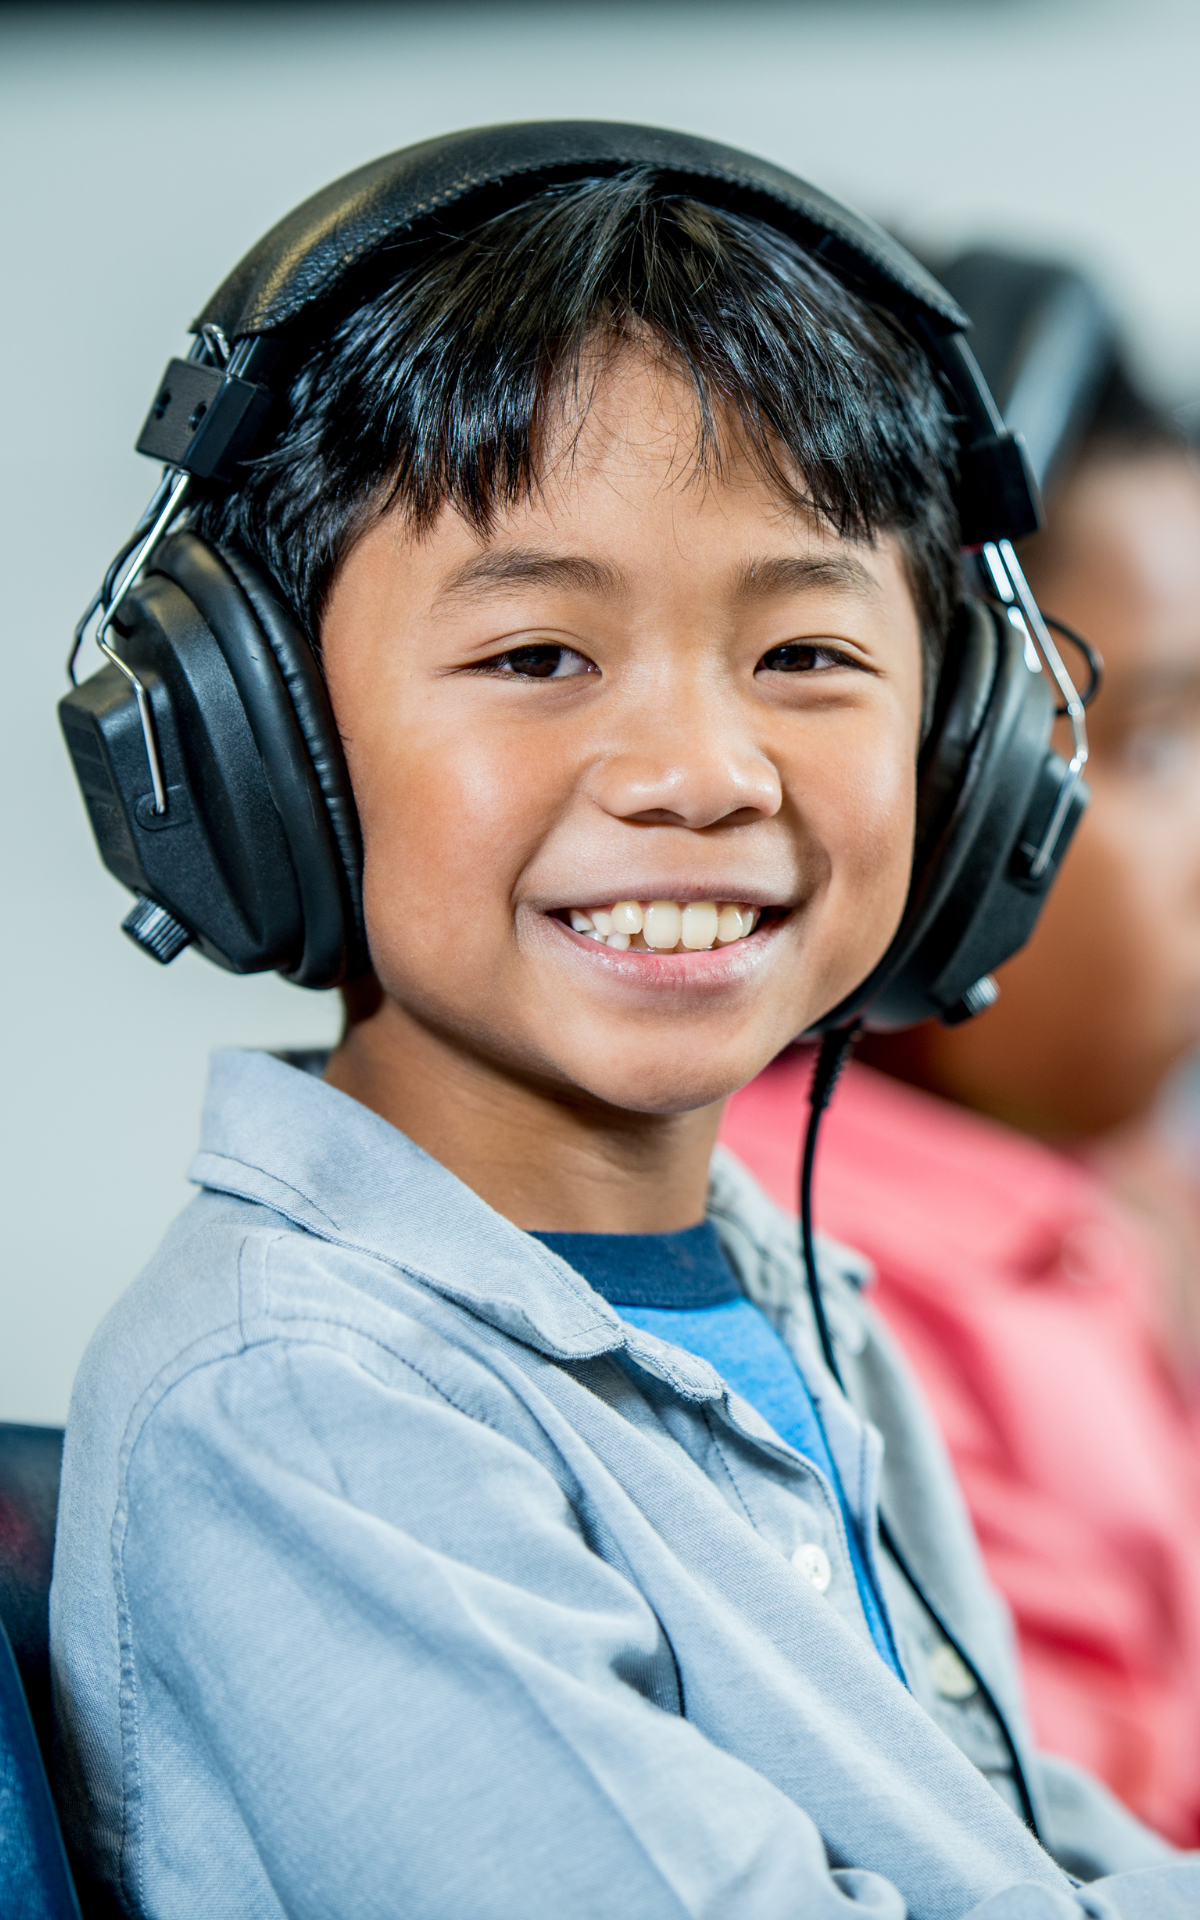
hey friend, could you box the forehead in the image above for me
[532,340,791,506]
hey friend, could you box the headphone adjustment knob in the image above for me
[942,974,1000,1026]
[121,895,193,965]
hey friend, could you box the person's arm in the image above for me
[113,1338,1196,1919]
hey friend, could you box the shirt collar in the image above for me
[190,1049,726,1397]
[192,1049,885,1505]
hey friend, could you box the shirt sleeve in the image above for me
[116,1335,1196,1920]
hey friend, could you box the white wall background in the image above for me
[3,0,1198,1424]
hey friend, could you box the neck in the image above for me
[324,989,723,1233]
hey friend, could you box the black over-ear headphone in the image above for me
[59,121,1091,1018]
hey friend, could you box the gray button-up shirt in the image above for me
[50,1050,1194,1918]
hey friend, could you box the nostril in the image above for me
[721,807,774,829]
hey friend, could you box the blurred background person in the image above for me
[720,249,1200,1845]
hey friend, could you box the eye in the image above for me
[756,641,860,674]
[480,643,597,680]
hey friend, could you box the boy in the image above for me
[51,131,1198,1916]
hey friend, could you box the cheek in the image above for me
[816,725,916,909]
[791,717,917,993]
[346,709,562,966]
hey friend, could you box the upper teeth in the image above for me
[566,901,759,952]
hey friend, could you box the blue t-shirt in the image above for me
[532,1220,903,1681]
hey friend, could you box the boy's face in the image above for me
[322,348,924,1116]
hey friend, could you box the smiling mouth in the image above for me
[553,899,780,953]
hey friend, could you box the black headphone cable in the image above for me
[799,1024,861,1389]
[795,1020,1042,1830]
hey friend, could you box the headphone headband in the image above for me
[129,121,1038,552]
[194,121,968,344]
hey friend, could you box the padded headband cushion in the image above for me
[195,121,967,344]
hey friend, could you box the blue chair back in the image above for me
[0,1425,64,1769]
[0,1423,83,1916]
[0,1609,80,1918]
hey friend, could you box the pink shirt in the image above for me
[720,1052,1200,1846]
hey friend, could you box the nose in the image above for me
[586,697,783,831]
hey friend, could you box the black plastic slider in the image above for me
[135,358,274,484]
[957,431,1043,549]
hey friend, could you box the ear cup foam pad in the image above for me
[148,532,361,987]
[887,596,1003,975]
[912,597,999,853]
[218,543,365,964]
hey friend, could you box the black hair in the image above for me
[192,170,960,691]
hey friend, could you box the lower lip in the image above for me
[543,914,786,991]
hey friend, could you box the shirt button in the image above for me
[791,1543,832,1593]
[928,1643,977,1700]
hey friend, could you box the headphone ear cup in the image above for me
[59,531,365,987]
[61,564,304,974]
[812,596,1087,1032]
[142,531,364,987]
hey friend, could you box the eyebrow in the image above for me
[435,546,881,608]
[434,549,625,604]
[734,554,881,600]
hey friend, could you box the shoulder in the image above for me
[57,1187,544,1568]
[65,1188,262,1487]
[817,1065,1106,1301]
[49,1193,591,1902]
[51,1186,571,1730]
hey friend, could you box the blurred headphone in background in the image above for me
[59,122,1094,1024]
[939,248,1122,500]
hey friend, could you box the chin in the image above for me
[565,1048,782,1118]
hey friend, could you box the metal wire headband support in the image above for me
[67,325,250,818]
[980,539,1090,880]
